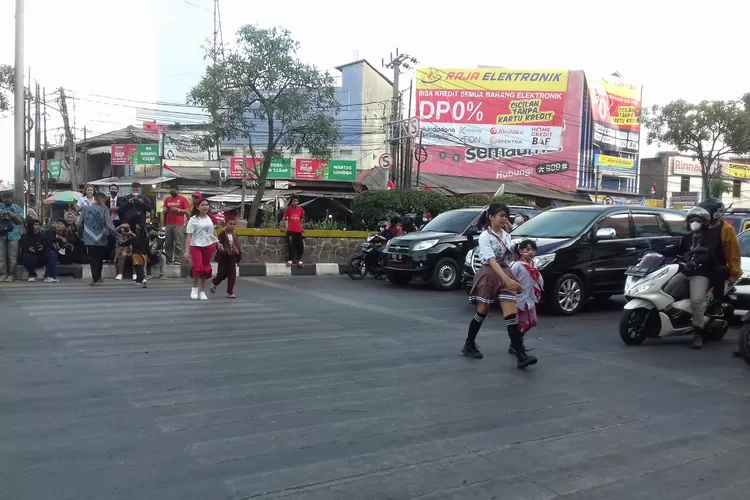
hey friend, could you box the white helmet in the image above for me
[686,206,710,225]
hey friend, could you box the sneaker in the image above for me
[209,284,217,294]
[199,291,208,301]
[226,294,237,299]
[0,276,7,282]
[132,274,137,281]
[27,277,36,282]
[691,333,703,350]
[115,274,123,280]
[297,260,304,268]
[462,341,484,359]
[159,274,168,280]
[286,260,293,266]
[44,277,58,283]
[145,274,153,280]
[141,280,148,288]
[190,287,199,300]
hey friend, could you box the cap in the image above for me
[192,191,202,198]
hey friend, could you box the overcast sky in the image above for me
[1,0,748,183]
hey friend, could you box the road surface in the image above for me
[1,275,750,499]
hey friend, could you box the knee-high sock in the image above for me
[505,314,521,344]
[467,312,487,342]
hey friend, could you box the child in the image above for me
[114,223,133,280]
[120,223,150,288]
[210,215,242,298]
[147,225,167,280]
[509,239,544,355]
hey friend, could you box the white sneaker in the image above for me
[199,291,208,301]
[141,280,148,288]
[44,277,58,283]
[132,274,137,281]
[190,287,199,300]
[115,274,123,280]
[27,277,36,282]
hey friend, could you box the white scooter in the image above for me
[620,251,732,345]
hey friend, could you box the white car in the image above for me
[727,230,750,317]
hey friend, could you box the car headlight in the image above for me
[412,239,439,252]
[465,248,474,266]
[533,253,555,270]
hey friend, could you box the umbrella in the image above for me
[44,190,81,205]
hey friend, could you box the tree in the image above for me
[643,97,750,198]
[187,25,341,224]
[0,64,14,113]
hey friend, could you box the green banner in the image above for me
[135,144,160,165]
[266,158,292,179]
[326,160,357,182]
[47,159,62,178]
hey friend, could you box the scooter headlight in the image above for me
[629,282,654,295]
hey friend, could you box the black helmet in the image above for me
[698,198,725,221]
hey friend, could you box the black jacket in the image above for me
[121,233,150,256]
[20,231,53,256]
[679,225,725,277]
[118,195,152,228]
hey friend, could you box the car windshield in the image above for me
[512,210,599,238]
[724,217,742,233]
[738,230,750,258]
[422,210,479,234]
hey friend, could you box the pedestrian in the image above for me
[463,203,537,369]
[118,182,152,230]
[509,239,544,354]
[63,211,88,264]
[147,225,167,280]
[107,183,123,227]
[75,184,97,213]
[120,223,150,288]
[77,192,116,286]
[0,191,23,281]
[210,214,241,298]
[19,219,58,283]
[162,184,190,265]
[113,223,133,281]
[282,196,305,267]
[184,197,219,300]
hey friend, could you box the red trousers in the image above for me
[189,245,214,279]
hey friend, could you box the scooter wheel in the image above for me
[619,308,650,345]
[347,256,367,280]
[738,323,750,366]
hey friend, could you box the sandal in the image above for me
[209,284,216,294]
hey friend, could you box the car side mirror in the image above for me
[595,227,616,240]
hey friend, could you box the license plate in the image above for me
[625,265,649,277]
[389,254,403,262]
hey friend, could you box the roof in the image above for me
[417,173,584,203]
[335,59,393,86]
[46,126,159,152]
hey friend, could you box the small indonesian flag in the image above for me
[387,180,395,190]
[162,164,178,177]
[651,183,657,194]
[423,185,431,191]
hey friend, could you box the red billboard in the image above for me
[415,68,584,191]
[587,74,642,154]
[111,144,137,165]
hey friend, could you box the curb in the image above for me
[15,263,347,280]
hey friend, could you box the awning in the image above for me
[89,176,178,186]
[416,173,583,203]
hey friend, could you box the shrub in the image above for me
[350,190,529,230]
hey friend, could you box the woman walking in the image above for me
[77,192,116,285]
[464,203,537,369]
[184,197,220,300]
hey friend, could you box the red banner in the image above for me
[111,144,136,165]
[295,159,324,180]
[229,157,260,179]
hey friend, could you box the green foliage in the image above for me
[350,190,529,230]
[187,25,341,224]
[644,97,750,197]
[0,64,13,112]
[303,219,346,231]
[709,179,732,197]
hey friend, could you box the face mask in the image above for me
[690,221,702,232]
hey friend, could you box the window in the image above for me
[512,210,599,239]
[733,181,742,198]
[680,176,690,191]
[632,213,667,237]
[421,210,480,234]
[597,213,631,239]
[738,230,750,257]
[661,212,689,236]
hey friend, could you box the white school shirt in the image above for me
[76,195,95,209]
[476,227,514,266]
[186,215,218,247]
[510,261,544,310]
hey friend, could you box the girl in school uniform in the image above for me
[464,203,537,369]
[509,239,544,355]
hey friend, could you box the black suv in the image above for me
[461,205,688,315]
[383,205,540,291]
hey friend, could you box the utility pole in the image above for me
[83,126,88,185]
[42,87,48,203]
[34,82,40,215]
[24,68,31,209]
[240,145,247,221]
[383,50,417,188]
[59,88,79,189]
[13,0,25,206]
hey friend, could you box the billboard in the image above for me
[594,154,637,178]
[587,74,642,154]
[671,156,701,176]
[416,67,583,191]
[229,158,292,180]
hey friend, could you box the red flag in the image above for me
[387,180,395,190]
[651,182,657,194]
[423,185,431,191]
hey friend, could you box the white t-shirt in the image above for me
[186,215,218,247]
[76,196,95,209]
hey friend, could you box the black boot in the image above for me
[508,343,515,355]
[510,333,537,369]
[691,332,703,349]
[462,340,483,359]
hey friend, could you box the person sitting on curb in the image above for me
[20,219,58,283]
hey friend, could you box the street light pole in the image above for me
[13,0,25,206]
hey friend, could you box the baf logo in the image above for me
[420,67,442,85]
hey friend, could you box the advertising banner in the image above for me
[594,154,637,178]
[229,158,292,180]
[46,159,62,179]
[111,144,137,165]
[587,74,642,153]
[160,131,215,161]
[415,67,583,191]
[134,144,160,165]
[588,194,645,205]
[294,159,356,182]
[670,191,699,208]
[671,156,702,176]
[724,161,750,179]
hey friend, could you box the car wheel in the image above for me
[386,271,411,286]
[738,323,750,366]
[550,273,585,315]
[619,308,651,345]
[431,258,460,291]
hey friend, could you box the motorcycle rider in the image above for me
[697,199,741,314]
[365,214,403,272]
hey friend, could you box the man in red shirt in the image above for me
[162,184,190,265]
[282,196,305,267]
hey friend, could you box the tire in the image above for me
[386,271,412,286]
[549,273,585,315]
[739,324,750,366]
[619,308,651,345]
[347,255,367,280]
[431,258,460,291]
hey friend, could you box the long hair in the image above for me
[82,183,97,197]
[191,197,209,217]
[477,203,510,229]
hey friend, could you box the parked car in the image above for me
[727,228,750,317]
[722,209,750,234]
[461,205,689,315]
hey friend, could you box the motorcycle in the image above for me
[347,225,387,280]
[620,251,733,346]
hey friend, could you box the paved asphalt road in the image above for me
[2,275,750,500]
